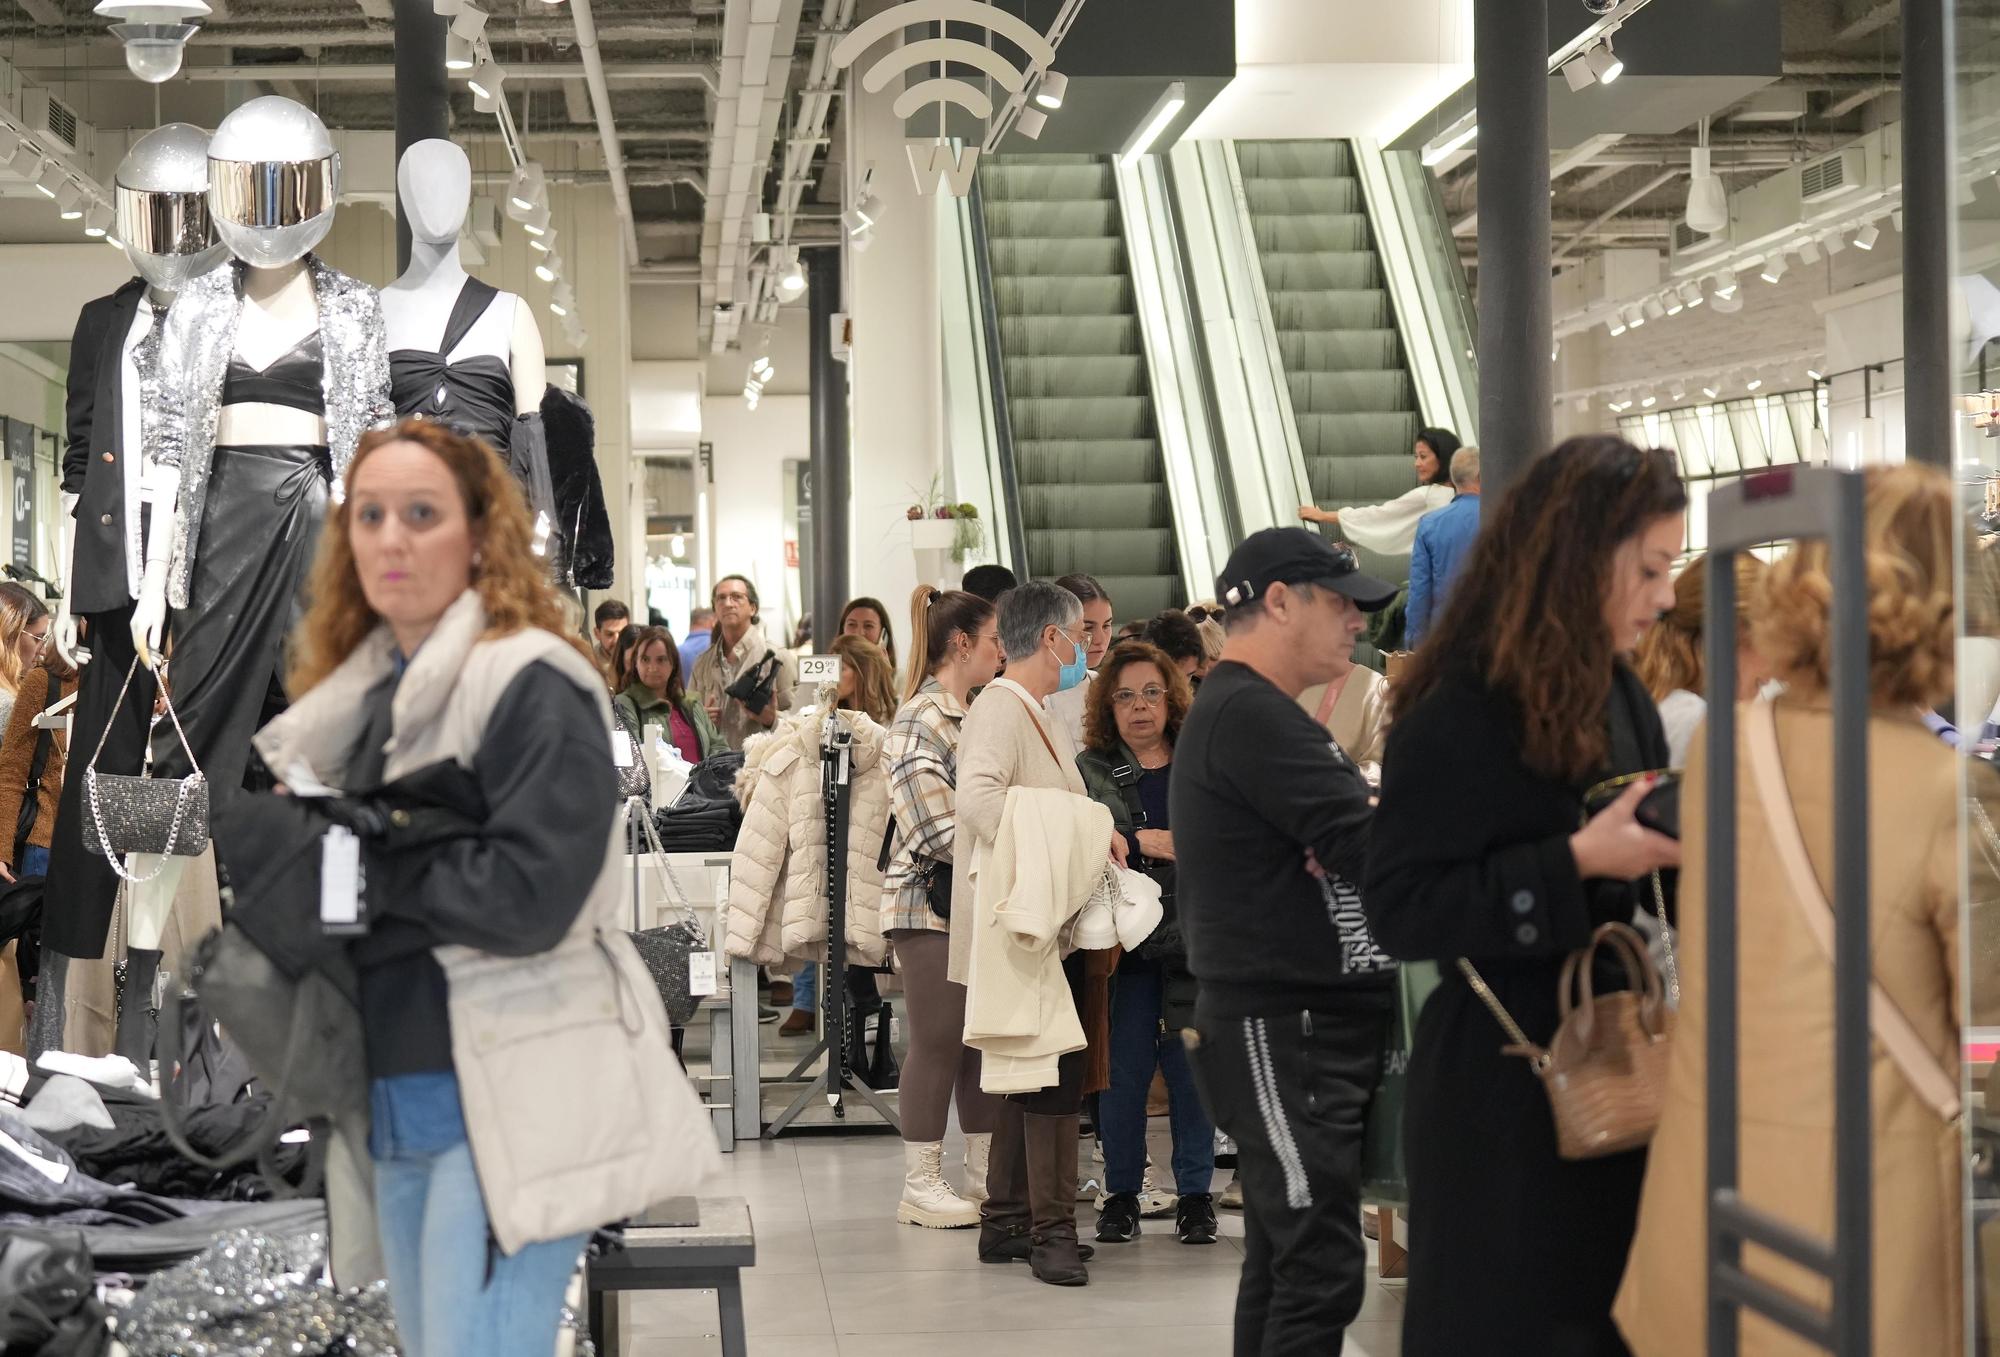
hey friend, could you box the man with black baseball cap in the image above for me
[1170,527,1398,1355]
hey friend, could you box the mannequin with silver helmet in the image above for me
[122,96,392,990]
[28,122,227,1062]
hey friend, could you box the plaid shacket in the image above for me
[881,680,966,934]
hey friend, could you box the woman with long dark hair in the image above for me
[614,624,723,764]
[1297,427,1461,556]
[1364,436,1686,1356]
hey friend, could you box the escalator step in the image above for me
[1005,355,1148,398]
[1259,250,1381,291]
[992,276,1136,317]
[1242,177,1362,217]
[1297,413,1421,463]
[980,159,1117,200]
[1252,214,1370,254]
[1235,140,1354,179]
[1091,576,1185,620]
[1280,330,1403,372]
[989,237,1126,275]
[1000,315,1142,357]
[983,200,1121,238]
[1288,370,1415,415]
[1010,395,1154,440]
[1027,528,1180,580]
[1266,289,1393,331]
[1015,439,1165,485]
[1020,483,1173,531]
[1306,453,1427,506]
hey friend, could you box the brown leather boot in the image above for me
[977,1101,1032,1263]
[1024,1111,1088,1286]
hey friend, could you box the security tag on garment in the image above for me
[798,653,839,686]
[612,730,635,768]
[689,951,719,997]
[0,1128,69,1184]
[319,826,367,936]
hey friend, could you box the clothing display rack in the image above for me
[1703,464,1871,1356]
[766,702,901,1137]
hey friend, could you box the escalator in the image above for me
[1235,140,1423,582]
[977,154,1185,618]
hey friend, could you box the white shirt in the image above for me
[1657,689,1707,768]
[1335,483,1455,557]
[119,294,177,599]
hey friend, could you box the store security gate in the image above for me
[1703,465,1870,1355]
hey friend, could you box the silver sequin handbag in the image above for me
[83,654,209,882]
[625,797,709,1025]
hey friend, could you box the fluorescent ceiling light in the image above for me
[1034,70,1067,110]
[1421,114,1477,168]
[1120,81,1186,168]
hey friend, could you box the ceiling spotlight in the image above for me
[1685,122,1728,235]
[0,127,19,162]
[751,356,774,380]
[1585,34,1624,84]
[1854,220,1880,250]
[1713,269,1739,300]
[33,161,62,199]
[1663,291,1684,317]
[449,3,486,39]
[1821,229,1846,256]
[446,31,475,70]
[467,54,504,101]
[54,179,84,219]
[534,252,561,284]
[1035,69,1068,110]
[1702,384,1720,399]
[522,200,551,236]
[1679,280,1705,309]
[1643,295,1667,321]
[528,228,555,253]
[1670,384,1687,402]
[1796,238,1821,266]
[549,281,574,317]
[95,1,211,83]
[1745,376,1764,392]
[7,142,39,179]
[777,252,807,298]
[1016,107,1048,140]
[1625,303,1646,330]
[1760,253,1787,284]
[1609,396,1634,413]
[432,0,463,13]
[549,296,568,317]
[1607,313,1627,338]
[1560,54,1596,93]
[506,162,546,215]
[83,202,111,237]
[1806,367,1825,381]
[1640,394,1658,409]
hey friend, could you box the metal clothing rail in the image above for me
[1704,464,1871,1355]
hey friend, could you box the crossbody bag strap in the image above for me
[1745,697,1962,1121]
[1315,679,1340,728]
[999,685,1066,774]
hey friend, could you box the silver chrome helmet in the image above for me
[116,122,226,293]
[207,96,338,269]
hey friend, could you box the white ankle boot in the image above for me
[962,1132,992,1203]
[897,1141,979,1228]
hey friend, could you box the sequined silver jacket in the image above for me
[152,255,393,607]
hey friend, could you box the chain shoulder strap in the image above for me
[631,796,707,943]
[1456,957,1551,1072]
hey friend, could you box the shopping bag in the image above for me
[1361,960,1438,1208]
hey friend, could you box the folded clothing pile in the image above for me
[653,750,746,852]
[48,1095,307,1202]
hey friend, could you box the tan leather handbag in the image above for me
[1461,921,1675,1159]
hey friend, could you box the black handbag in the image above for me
[723,650,781,715]
[877,814,951,920]
[625,799,710,1026]
[82,656,208,878]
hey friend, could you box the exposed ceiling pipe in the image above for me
[746,0,851,329]
[569,0,640,266]
[1550,168,1681,262]
[159,61,720,89]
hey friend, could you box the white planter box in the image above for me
[909,518,957,550]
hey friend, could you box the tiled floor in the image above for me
[617,1128,1405,1356]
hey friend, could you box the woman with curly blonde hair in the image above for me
[1631,552,1771,764]
[1617,463,1966,1357]
[259,417,700,1357]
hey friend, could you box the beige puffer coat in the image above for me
[725,709,890,968]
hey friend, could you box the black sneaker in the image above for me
[1094,1191,1141,1243]
[1176,1193,1219,1245]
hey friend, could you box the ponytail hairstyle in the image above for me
[904,584,996,703]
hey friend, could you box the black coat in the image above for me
[62,277,146,616]
[1363,663,1667,1357]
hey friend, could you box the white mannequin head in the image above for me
[399,140,472,245]
[208,95,339,269]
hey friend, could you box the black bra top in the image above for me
[389,278,517,452]
[222,331,325,416]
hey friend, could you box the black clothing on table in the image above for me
[388,278,517,454]
[1362,661,1667,1357]
[44,1095,305,1202]
[346,660,615,1078]
[1170,660,1394,1020]
[221,332,326,416]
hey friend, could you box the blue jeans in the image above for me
[20,845,47,877]
[1103,966,1215,1197]
[370,1073,590,1357]
[791,962,818,1014]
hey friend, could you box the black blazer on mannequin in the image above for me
[63,276,146,616]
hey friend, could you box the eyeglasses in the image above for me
[1111,685,1167,709]
[714,590,751,605]
[1186,606,1220,624]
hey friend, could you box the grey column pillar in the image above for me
[1902,0,1955,469]
[393,0,450,274]
[808,248,850,647]
[1474,0,1552,512]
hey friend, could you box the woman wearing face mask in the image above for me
[880,587,1006,1228]
[1364,436,1686,1356]
[953,580,1125,1285]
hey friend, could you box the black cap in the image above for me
[1216,527,1400,614]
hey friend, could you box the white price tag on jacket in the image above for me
[798,653,839,687]
[688,951,719,997]
[320,826,362,930]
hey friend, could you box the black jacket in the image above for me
[63,277,146,615]
[1363,662,1667,1356]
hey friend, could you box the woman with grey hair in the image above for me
[952,580,1123,1286]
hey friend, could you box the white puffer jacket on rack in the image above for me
[725,708,891,968]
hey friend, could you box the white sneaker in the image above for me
[897,1141,979,1228]
[1218,1175,1244,1210]
[962,1132,991,1204]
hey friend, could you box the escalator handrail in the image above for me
[968,172,1031,583]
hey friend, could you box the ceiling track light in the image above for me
[1607,314,1627,338]
[0,126,19,162]
[1560,53,1596,93]
[449,3,486,39]
[445,30,475,70]
[83,202,111,237]
[1702,385,1720,400]
[1624,303,1646,330]
[1713,269,1739,299]
[1796,238,1821,266]
[1760,254,1787,284]
[528,229,554,253]
[1854,220,1880,250]
[506,162,546,216]
[33,161,63,198]
[1640,394,1658,409]
[1584,32,1623,84]
[534,252,561,284]
[1016,107,1048,140]
[1034,69,1068,110]
[1745,376,1764,392]
[467,53,504,101]
[1679,280,1705,309]
[777,251,807,298]
[522,200,551,236]
[1642,295,1666,322]
[1821,229,1846,256]
[1663,292,1684,317]
[1807,367,1825,382]
[54,179,83,218]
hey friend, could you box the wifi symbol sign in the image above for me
[831,0,1056,198]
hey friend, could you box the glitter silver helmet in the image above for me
[206,96,339,269]
[116,122,227,294]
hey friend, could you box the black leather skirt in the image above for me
[152,444,331,808]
